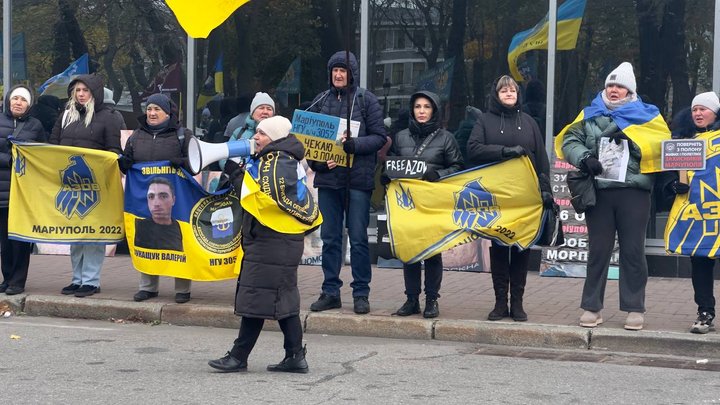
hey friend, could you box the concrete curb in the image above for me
[306,311,433,340]
[590,328,720,358]
[0,294,26,314]
[23,295,163,323]
[435,320,590,350]
[160,304,295,332]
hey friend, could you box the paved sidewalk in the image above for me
[3,253,719,358]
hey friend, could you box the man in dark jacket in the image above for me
[209,116,319,374]
[0,85,46,295]
[306,51,386,314]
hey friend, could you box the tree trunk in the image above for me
[57,0,89,69]
[446,0,467,130]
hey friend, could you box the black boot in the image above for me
[394,297,420,316]
[509,250,529,322]
[488,246,510,321]
[423,298,439,318]
[267,345,309,373]
[208,352,248,373]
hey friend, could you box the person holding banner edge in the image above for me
[666,91,720,334]
[466,75,552,322]
[0,85,46,295]
[385,90,463,318]
[558,62,670,330]
[209,116,320,373]
[119,93,195,304]
[306,51,386,314]
[50,74,122,298]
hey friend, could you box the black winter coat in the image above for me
[391,91,464,177]
[123,115,193,168]
[49,74,122,154]
[231,135,319,320]
[0,85,46,207]
[467,90,550,190]
[307,51,387,190]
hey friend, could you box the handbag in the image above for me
[536,203,565,247]
[566,171,596,214]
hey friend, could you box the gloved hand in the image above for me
[223,159,246,181]
[168,157,185,169]
[342,136,356,154]
[581,156,603,175]
[671,180,689,195]
[380,173,392,186]
[607,130,629,145]
[422,169,440,182]
[117,155,134,174]
[541,191,555,208]
[501,145,527,158]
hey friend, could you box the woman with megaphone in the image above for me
[119,93,196,304]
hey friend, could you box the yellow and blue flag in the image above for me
[9,141,124,243]
[508,0,586,81]
[665,130,720,256]
[165,0,252,38]
[554,92,670,173]
[386,156,544,264]
[124,162,242,280]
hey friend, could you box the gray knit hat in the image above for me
[605,62,637,94]
[692,92,720,113]
[250,92,275,115]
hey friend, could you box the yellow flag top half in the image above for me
[507,0,586,81]
[165,0,251,38]
[554,92,670,174]
[386,156,544,264]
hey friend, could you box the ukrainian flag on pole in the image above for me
[507,0,586,81]
[165,0,252,38]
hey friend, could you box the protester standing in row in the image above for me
[0,85,46,295]
[209,116,319,373]
[120,93,195,304]
[49,74,122,297]
[559,62,668,331]
[388,90,463,318]
[467,75,552,322]
[667,91,720,334]
[307,51,386,314]
[219,92,275,170]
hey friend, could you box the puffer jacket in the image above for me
[0,85,46,207]
[391,90,464,177]
[123,114,193,167]
[49,74,122,154]
[307,51,387,190]
[561,114,654,191]
[231,135,319,319]
[466,87,550,190]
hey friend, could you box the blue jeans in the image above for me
[318,188,372,297]
[70,244,105,287]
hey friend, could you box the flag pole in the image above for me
[545,0,558,158]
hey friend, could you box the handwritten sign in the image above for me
[291,110,360,168]
[661,139,706,170]
[385,157,427,179]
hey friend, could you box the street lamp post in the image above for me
[382,79,391,118]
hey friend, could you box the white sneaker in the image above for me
[690,312,715,334]
[579,311,603,327]
[624,312,644,330]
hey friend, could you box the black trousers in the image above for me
[403,254,442,300]
[0,207,33,288]
[690,256,716,316]
[489,242,530,301]
[582,188,650,313]
[230,315,303,361]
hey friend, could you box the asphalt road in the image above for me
[1,316,719,404]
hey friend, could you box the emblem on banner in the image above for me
[453,179,499,230]
[395,183,415,210]
[191,191,242,254]
[55,155,101,219]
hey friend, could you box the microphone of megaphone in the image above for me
[188,138,255,174]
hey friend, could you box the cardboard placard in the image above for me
[384,157,427,179]
[291,110,360,167]
[661,139,706,171]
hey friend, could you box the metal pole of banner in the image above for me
[186,34,196,132]
[3,0,12,99]
[359,0,369,88]
[714,0,720,94]
[545,0,558,158]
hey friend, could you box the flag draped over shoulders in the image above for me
[665,129,720,257]
[386,156,544,264]
[554,92,670,173]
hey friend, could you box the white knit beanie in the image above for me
[9,87,32,105]
[605,62,637,94]
[250,92,275,115]
[692,92,720,113]
[257,116,292,142]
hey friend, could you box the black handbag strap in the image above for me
[413,129,440,158]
